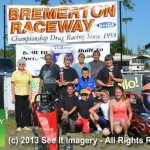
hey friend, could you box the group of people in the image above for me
[11,50,132,139]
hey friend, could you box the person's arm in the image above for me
[89,103,100,120]
[109,73,123,83]
[68,106,77,115]
[11,82,15,104]
[126,100,132,125]
[60,107,69,114]
[97,79,108,87]
[28,81,32,101]
[38,79,43,93]
[109,100,114,134]
[77,112,82,119]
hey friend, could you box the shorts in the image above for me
[99,116,110,130]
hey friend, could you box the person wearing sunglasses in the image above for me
[11,58,32,132]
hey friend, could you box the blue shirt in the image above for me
[72,63,91,78]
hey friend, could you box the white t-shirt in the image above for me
[99,100,110,120]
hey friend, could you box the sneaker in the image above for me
[17,127,22,132]
[22,126,32,131]
[93,129,102,134]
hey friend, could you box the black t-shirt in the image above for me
[60,95,78,120]
[75,100,93,119]
[39,63,60,92]
[59,67,78,96]
[96,67,123,96]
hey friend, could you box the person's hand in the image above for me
[62,81,69,86]
[63,111,69,115]
[28,94,32,101]
[12,98,15,104]
[94,114,99,121]
[78,116,82,119]
[127,120,131,126]
[58,82,62,87]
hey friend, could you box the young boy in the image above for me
[89,90,111,136]
[70,89,93,134]
[75,67,95,100]
[60,84,78,134]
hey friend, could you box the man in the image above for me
[89,50,105,82]
[38,53,60,94]
[96,54,123,97]
[58,55,78,99]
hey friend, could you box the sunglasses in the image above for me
[19,63,25,66]
[81,93,88,96]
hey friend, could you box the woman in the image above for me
[11,58,32,131]
[109,85,132,138]
[73,53,91,78]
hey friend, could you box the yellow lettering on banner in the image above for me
[22,21,33,33]
[119,79,136,90]
[11,22,22,34]
[68,9,80,18]
[34,21,46,33]
[58,20,74,32]
[104,4,116,17]
[9,8,19,20]
[32,8,43,20]
[43,8,57,19]
[20,8,31,20]
[91,5,103,18]
[128,80,136,89]
[83,19,95,31]
[57,7,68,19]
[72,20,83,32]
[46,21,57,33]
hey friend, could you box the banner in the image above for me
[16,43,110,76]
[7,2,117,44]
[0,109,5,147]
[119,74,142,95]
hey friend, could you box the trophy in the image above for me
[108,68,114,85]
[60,67,64,84]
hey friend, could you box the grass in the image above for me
[0,119,150,150]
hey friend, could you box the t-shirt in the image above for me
[96,67,123,96]
[11,70,32,95]
[89,60,105,82]
[39,63,60,92]
[75,77,95,95]
[75,100,93,119]
[59,67,78,96]
[60,95,78,120]
[72,63,91,78]
[99,100,110,120]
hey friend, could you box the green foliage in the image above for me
[144,63,149,70]
[0,45,16,66]
[110,34,133,55]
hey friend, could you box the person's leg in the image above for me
[82,118,90,134]
[22,96,30,128]
[90,114,102,133]
[120,119,128,136]
[113,121,122,136]
[102,128,111,137]
[15,95,24,129]
[61,114,69,135]
[68,118,76,133]
[76,118,83,129]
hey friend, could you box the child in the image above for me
[75,67,95,100]
[89,90,111,136]
[69,89,93,134]
[60,84,78,134]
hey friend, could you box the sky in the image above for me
[0,0,149,54]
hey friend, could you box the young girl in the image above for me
[109,85,132,138]
[89,90,111,136]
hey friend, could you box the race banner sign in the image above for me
[16,42,110,76]
[7,2,117,44]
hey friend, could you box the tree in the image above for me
[110,34,133,55]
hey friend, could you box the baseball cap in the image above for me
[80,89,89,95]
